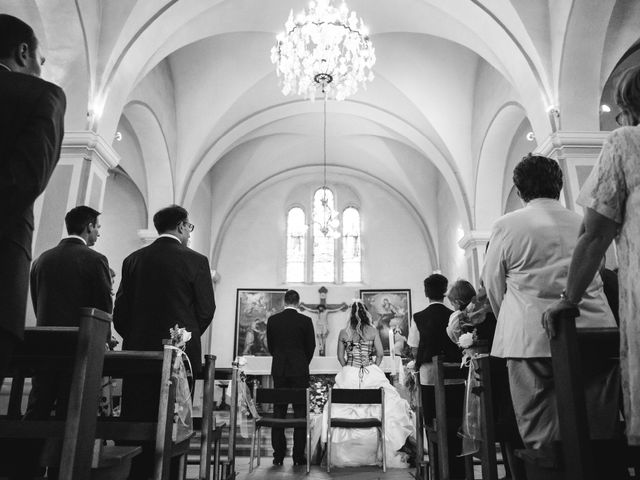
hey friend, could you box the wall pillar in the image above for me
[33,131,120,258]
[535,131,609,212]
[458,230,491,285]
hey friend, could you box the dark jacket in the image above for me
[0,69,65,339]
[30,238,112,326]
[113,236,216,373]
[414,302,461,367]
[267,308,315,378]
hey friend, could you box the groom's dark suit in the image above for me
[267,307,315,462]
[113,235,215,479]
[0,68,65,378]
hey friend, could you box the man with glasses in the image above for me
[114,204,216,479]
[0,14,66,385]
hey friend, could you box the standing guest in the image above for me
[113,204,216,479]
[484,154,618,449]
[14,206,111,480]
[543,65,640,447]
[0,14,66,385]
[407,273,464,479]
[266,290,315,466]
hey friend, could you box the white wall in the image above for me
[209,174,434,367]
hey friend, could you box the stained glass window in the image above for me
[286,207,306,282]
[342,207,361,282]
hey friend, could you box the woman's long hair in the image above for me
[346,300,373,341]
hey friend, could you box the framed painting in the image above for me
[234,289,287,357]
[359,289,412,356]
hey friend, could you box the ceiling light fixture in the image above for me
[270,0,376,101]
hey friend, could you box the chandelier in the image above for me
[270,0,376,101]
[314,94,341,238]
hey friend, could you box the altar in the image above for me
[242,355,401,375]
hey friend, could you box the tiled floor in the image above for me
[186,457,417,480]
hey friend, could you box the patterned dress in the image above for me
[577,126,640,445]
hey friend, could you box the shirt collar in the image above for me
[159,233,181,243]
[64,235,87,245]
[284,306,298,310]
[428,300,445,305]
[0,63,11,72]
[526,197,561,208]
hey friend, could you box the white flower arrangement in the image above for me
[458,331,477,349]
[236,356,247,368]
[169,324,192,349]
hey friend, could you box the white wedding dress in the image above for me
[323,339,415,468]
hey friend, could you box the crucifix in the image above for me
[300,286,349,357]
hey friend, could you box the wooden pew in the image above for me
[96,341,195,480]
[0,308,140,479]
[425,355,467,480]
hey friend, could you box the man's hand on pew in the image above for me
[542,300,580,339]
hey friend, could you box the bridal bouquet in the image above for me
[168,324,193,441]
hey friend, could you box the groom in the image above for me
[266,290,315,466]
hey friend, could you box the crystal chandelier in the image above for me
[270,0,376,101]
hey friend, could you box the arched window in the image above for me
[286,207,306,282]
[312,188,337,282]
[342,207,361,282]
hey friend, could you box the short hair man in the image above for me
[266,290,315,466]
[113,204,216,478]
[20,206,111,479]
[0,14,66,384]
[482,154,618,448]
[407,273,464,477]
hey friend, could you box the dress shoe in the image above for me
[272,458,284,466]
[293,457,307,466]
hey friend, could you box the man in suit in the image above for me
[113,204,216,479]
[0,14,66,384]
[483,154,618,448]
[407,273,464,478]
[16,206,111,479]
[266,290,315,466]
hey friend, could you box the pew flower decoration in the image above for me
[309,376,334,414]
[170,325,192,349]
[458,330,478,368]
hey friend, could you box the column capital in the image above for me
[62,131,120,172]
[137,229,158,246]
[534,131,609,159]
[458,230,491,251]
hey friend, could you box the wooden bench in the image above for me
[0,308,141,479]
[422,355,467,480]
[97,341,195,480]
[517,311,636,480]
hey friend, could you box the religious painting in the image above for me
[235,289,286,357]
[359,289,412,356]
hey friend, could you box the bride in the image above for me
[324,299,415,468]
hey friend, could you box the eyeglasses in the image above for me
[182,221,195,232]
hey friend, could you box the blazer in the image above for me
[113,237,216,372]
[0,70,65,339]
[483,198,616,358]
[30,238,112,326]
[267,308,315,378]
[413,303,461,368]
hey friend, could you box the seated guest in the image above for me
[326,300,414,468]
[407,273,465,479]
[17,206,112,479]
[483,154,619,450]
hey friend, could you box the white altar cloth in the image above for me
[242,355,401,375]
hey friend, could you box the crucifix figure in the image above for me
[300,286,348,357]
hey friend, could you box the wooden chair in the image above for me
[326,387,386,473]
[249,386,311,473]
[0,308,141,479]
[425,355,468,480]
[96,341,195,480]
[412,371,431,480]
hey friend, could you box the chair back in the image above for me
[329,388,383,404]
[255,388,308,406]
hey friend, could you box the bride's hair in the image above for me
[346,299,373,340]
